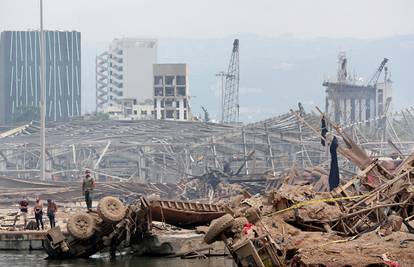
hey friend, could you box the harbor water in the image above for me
[0,251,234,267]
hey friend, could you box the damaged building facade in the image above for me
[154,63,190,121]
[96,39,191,121]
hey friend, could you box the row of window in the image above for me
[154,75,186,86]
[133,110,154,115]
[155,110,188,120]
[154,86,186,97]
[154,99,187,108]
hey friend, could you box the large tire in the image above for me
[97,196,126,223]
[232,217,249,232]
[204,214,234,244]
[67,212,95,240]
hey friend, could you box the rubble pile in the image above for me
[212,152,414,266]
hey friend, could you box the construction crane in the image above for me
[201,106,210,122]
[222,39,240,124]
[367,58,388,87]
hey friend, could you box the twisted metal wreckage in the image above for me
[1,106,414,265]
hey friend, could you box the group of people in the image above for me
[19,197,57,230]
[18,170,96,230]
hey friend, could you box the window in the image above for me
[176,76,186,85]
[161,100,165,108]
[166,110,174,119]
[165,100,173,107]
[154,87,163,96]
[161,110,165,119]
[154,100,157,108]
[134,110,138,115]
[141,110,147,115]
[110,95,113,100]
[176,111,180,119]
[154,76,163,86]
[165,76,174,85]
[184,110,187,120]
[183,99,187,108]
[165,86,174,96]
[177,87,186,96]
[176,101,180,108]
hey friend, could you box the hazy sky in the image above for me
[1,0,414,41]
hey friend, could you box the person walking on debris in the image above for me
[19,197,29,229]
[47,199,57,228]
[33,198,44,230]
[82,170,95,211]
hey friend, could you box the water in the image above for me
[0,251,234,267]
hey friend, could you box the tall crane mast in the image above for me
[222,39,240,123]
[367,58,388,87]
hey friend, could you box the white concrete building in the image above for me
[96,38,157,112]
[154,64,191,121]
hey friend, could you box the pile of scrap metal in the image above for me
[200,113,414,266]
[179,169,245,201]
[202,170,414,266]
[44,197,227,259]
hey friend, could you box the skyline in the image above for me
[1,0,414,41]
[1,1,414,122]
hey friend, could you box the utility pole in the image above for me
[40,0,46,180]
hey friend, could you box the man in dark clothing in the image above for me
[329,136,340,191]
[47,199,57,228]
[82,170,95,211]
[33,198,44,230]
[19,197,29,228]
[321,116,328,146]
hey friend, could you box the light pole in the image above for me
[39,0,46,180]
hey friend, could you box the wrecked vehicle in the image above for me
[44,196,227,259]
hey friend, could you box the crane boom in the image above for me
[222,39,240,123]
[367,58,388,86]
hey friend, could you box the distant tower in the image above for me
[222,39,240,123]
[337,51,347,83]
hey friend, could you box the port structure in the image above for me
[323,52,392,128]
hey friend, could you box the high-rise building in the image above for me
[96,38,157,113]
[154,63,191,121]
[0,30,81,124]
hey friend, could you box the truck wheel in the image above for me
[67,212,95,240]
[97,196,126,223]
[204,214,234,244]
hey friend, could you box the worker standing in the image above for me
[82,170,95,211]
[47,199,57,228]
[34,198,44,230]
[19,197,29,229]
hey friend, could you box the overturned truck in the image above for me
[44,197,226,259]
